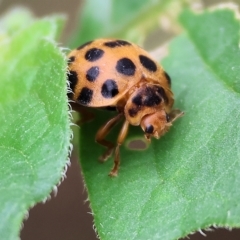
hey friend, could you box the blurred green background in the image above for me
[1,0,240,239]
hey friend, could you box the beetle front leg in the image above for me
[95,113,123,162]
[109,120,130,177]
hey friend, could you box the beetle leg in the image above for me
[96,113,123,162]
[70,102,94,125]
[109,120,130,177]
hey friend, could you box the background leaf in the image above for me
[79,7,240,240]
[69,0,192,47]
[0,9,70,239]
[0,8,33,38]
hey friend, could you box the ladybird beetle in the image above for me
[67,38,183,176]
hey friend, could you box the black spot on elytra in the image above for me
[156,86,168,104]
[139,55,157,72]
[145,125,154,134]
[77,41,93,50]
[104,40,131,48]
[86,66,99,82]
[68,56,75,65]
[67,71,78,99]
[128,108,139,117]
[132,94,142,106]
[77,87,93,105]
[116,58,136,76]
[85,48,104,62]
[142,87,161,107]
[101,79,119,98]
[164,71,171,86]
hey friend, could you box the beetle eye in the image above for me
[145,124,154,134]
[166,113,170,122]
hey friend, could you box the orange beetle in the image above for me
[67,39,183,176]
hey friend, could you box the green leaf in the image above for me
[79,7,240,240]
[69,0,191,47]
[0,8,33,38]
[0,9,70,239]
